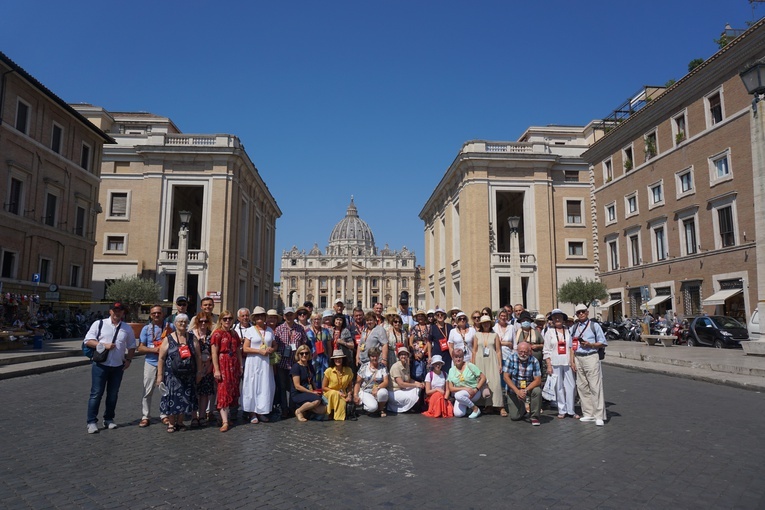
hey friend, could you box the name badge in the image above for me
[483,346,490,357]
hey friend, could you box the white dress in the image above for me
[241,326,275,414]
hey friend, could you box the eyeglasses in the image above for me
[198,320,209,324]
[222,317,233,321]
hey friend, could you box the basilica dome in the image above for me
[328,198,376,255]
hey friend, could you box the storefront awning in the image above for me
[598,299,621,309]
[702,288,743,306]
[645,295,671,307]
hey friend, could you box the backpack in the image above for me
[168,335,195,376]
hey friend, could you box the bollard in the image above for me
[33,335,43,349]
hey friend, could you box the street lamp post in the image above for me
[740,61,765,338]
[507,216,523,307]
[173,210,191,312]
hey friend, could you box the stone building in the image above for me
[72,106,281,314]
[0,51,112,315]
[420,125,600,316]
[582,19,765,322]
[280,199,417,310]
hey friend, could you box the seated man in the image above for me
[502,341,543,426]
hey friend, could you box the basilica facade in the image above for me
[280,199,418,311]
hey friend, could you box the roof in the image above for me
[0,51,114,143]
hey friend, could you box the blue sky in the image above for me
[2,1,759,279]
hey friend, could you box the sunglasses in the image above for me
[392,320,401,324]
[298,352,310,356]
[472,316,480,320]
[458,317,467,321]
[222,317,233,321]
[198,320,209,324]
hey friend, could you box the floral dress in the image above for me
[160,334,198,415]
[211,329,241,409]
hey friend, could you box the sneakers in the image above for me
[595,419,605,426]
[579,416,596,422]
[531,418,541,426]
[104,421,118,430]
[468,408,482,419]
[87,423,99,434]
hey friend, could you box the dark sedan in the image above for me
[685,316,749,348]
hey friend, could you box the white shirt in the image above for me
[84,319,136,367]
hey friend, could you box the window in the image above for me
[707,91,723,126]
[629,235,641,267]
[319,277,327,290]
[402,278,408,288]
[402,260,407,267]
[608,241,619,270]
[371,278,378,289]
[673,111,687,145]
[70,265,81,288]
[683,218,697,255]
[644,130,657,160]
[106,235,126,253]
[51,123,63,154]
[710,151,732,184]
[623,145,634,172]
[44,193,57,227]
[75,206,86,236]
[625,193,638,217]
[603,158,613,183]
[649,182,663,207]
[15,99,30,134]
[107,191,129,219]
[676,168,694,197]
[80,143,92,171]
[39,258,51,284]
[653,226,667,261]
[1,250,17,278]
[717,206,735,247]
[7,178,23,215]
[290,277,297,288]
[605,203,616,225]
[566,200,582,224]
[564,171,579,182]
[567,241,584,257]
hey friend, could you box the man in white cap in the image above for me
[570,303,608,426]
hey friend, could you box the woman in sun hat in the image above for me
[323,349,355,420]
[474,314,505,415]
[353,347,389,416]
[428,307,453,372]
[543,309,578,419]
[421,355,453,418]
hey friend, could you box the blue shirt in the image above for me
[569,320,607,355]
[502,351,541,388]
[139,323,163,367]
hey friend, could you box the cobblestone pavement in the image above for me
[1,363,763,509]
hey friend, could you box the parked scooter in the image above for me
[625,318,642,342]
[672,320,687,345]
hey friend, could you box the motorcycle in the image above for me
[672,320,687,345]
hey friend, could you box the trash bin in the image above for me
[33,335,43,349]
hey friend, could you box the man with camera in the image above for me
[570,303,607,426]
[84,302,136,434]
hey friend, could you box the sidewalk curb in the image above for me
[0,358,91,380]
[603,357,765,392]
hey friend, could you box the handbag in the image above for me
[269,351,281,366]
[542,373,558,401]
[85,319,121,364]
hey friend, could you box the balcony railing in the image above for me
[159,249,208,263]
[492,253,537,265]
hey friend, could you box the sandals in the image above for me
[258,414,269,423]
[139,418,150,427]
[557,414,566,419]
[219,422,230,432]
[500,408,508,417]
[190,418,200,428]
[250,416,259,424]
[380,411,387,418]
[166,424,175,433]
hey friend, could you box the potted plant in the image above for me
[675,131,685,144]
[624,159,633,171]
[105,275,161,337]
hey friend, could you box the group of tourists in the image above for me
[83,294,608,434]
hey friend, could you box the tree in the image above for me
[105,275,161,322]
[687,58,704,72]
[558,277,608,309]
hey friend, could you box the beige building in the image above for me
[280,199,418,311]
[420,125,600,316]
[583,19,765,322]
[0,52,112,314]
[72,106,281,314]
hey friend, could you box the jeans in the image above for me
[87,362,125,424]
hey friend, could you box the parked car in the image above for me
[685,316,749,348]
[749,308,760,340]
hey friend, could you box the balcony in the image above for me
[115,133,241,148]
[492,253,537,265]
[158,249,208,269]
